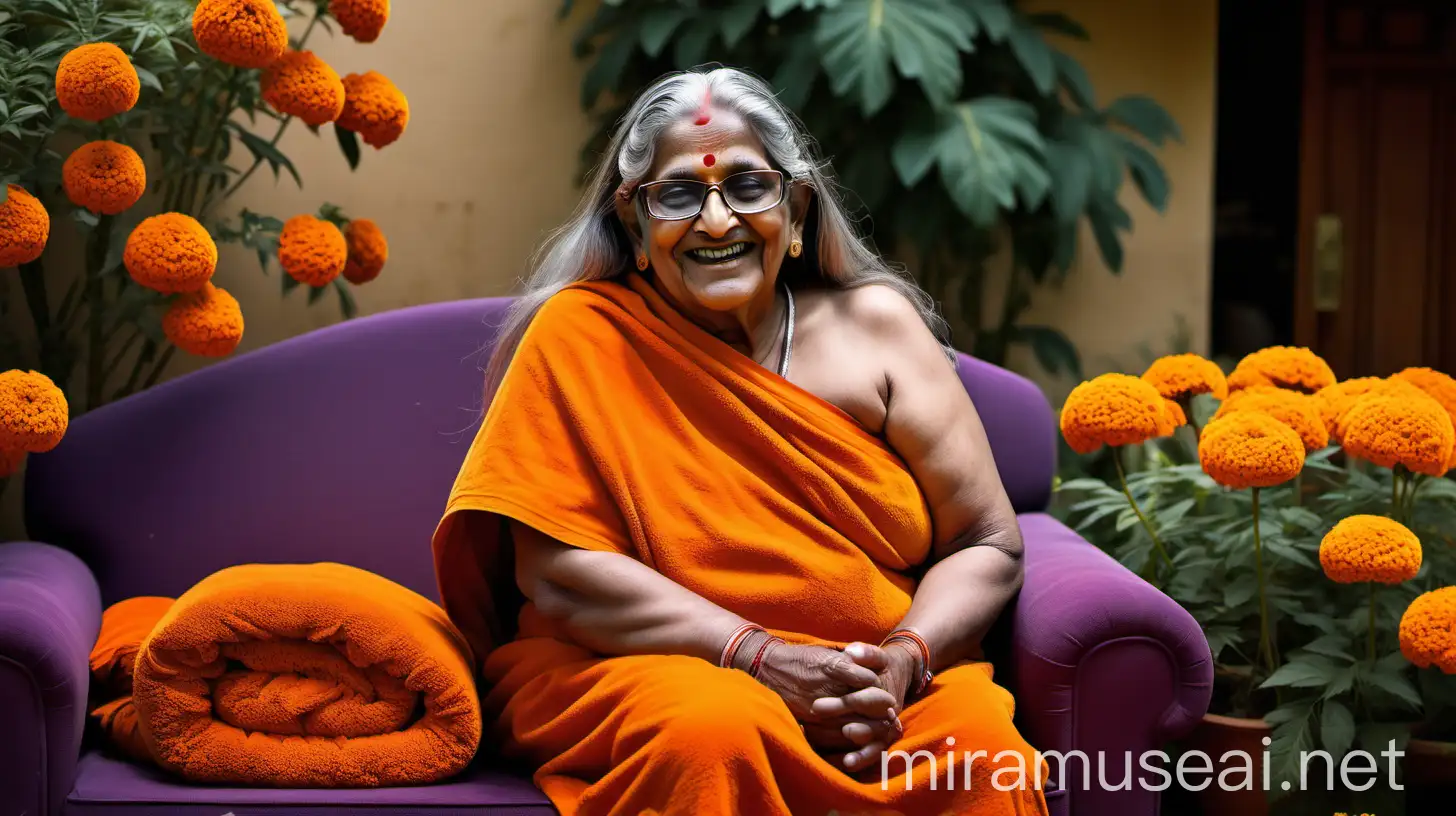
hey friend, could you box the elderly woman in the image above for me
[433,67,1047,815]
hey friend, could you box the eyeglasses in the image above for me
[636,170,786,221]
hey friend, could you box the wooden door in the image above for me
[1295,0,1456,378]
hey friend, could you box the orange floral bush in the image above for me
[1060,373,1172,454]
[1214,387,1329,454]
[1319,515,1422,585]
[279,215,347,286]
[261,51,346,127]
[1161,399,1187,430]
[163,283,244,357]
[1341,394,1454,477]
[124,213,217,294]
[343,218,387,284]
[193,0,287,69]
[55,43,139,122]
[1400,586,1456,674]
[0,184,49,267]
[1198,411,1305,489]
[338,71,409,148]
[0,370,68,453]
[63,141,146,215]
[1227,345,1336,394]
[1142,353,1228,401]
[332,0,390,43]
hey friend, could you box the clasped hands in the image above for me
[752,639,919,778]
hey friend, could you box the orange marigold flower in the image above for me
[1059,374,1170,454]
[1227,346,1336,394]
[163,282,244,357]
[1142,353,1229,401]
[55,43,139,122]
[62,141,146,215]
[1320,515,1422,585]
[331,0,389,43]
[0,447,24,478]
[1394,366,1456,428]
[261,50,345,126]
[0,184,49,267]
[1400,586,1456,674]
[193,0,287,69]
[279,215,347,286]
[1319,377,1426,443]
[343,218,387,284]
[338,71,409,148]
[0,370,68,453]
[1161,398,1187,431]
[1198,411,1305,489]
[124,213,217,294]
[1342,394,1455,477]
[1214,387,1328,454]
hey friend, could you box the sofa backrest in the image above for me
[26,297,1054,606]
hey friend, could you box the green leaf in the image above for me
[233,125,303,188]
[1262,656,1339,689]
[0,184,8,205]
[640,7,690,57]
[582,31,637,110]
[816,0,976,115]
[1362,665,1423,709]
[334,278,358,319]
[1086,195,1128,272]
[674,18,717,68]
[1320,700,1356,757]
[335,125,360,171]
[1105,94,1181,145]
[1054,49,1095,110]
[1118,135,1169,211]
[1223,573,1257,608]
[767,0,803,17]
[282,272,302,295]
[1358,721,1413,755]
[721,2,761,47]
[1015,324,1081,378]
[1155,497,1196,526]
[134,65,162,93]
[771,35,820,110]
[307,282,329,305]
[1323,665,1356,699]
[890,114,939,187]
[933,97,1046,226]
[1044,139,1090,223]
[1006,20,1054,95]
[1302,635,1355,662]
[9,104,47,123]
[961,0,1011,41]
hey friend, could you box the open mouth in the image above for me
[685,242,754,264]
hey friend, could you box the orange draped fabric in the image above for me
[433,273,1048,815]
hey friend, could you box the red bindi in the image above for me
[694,115,711,126]
[703,154,716,167]
[694,86,712,126]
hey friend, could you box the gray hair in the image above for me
[481,66,952,402]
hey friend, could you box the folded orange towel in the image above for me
[89,563,482,787]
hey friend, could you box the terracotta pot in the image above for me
[1405,736,1456,788]
[1181,713,1272,816]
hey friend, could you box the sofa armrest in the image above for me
[1009,513,1212,816]
[0,541,102,816]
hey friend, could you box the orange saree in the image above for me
[432,273,1048,815]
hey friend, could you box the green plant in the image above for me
[560,0,1179,379]
[1057,359,1456,806]
[0,0,366,413]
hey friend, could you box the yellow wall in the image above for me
[1010,0,1218,399]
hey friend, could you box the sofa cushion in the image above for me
[65,751,555,815]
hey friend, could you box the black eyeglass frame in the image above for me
[634,169,789,221]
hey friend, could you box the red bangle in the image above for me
[719,623,762,669]
[749,636,782,678]
[882,629,934,696]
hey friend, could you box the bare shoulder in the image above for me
[808,282,928,342]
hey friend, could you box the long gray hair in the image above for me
[481,66,952,402]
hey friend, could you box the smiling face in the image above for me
[618,107,810,319]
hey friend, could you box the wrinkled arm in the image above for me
[1010,514,1212,816]
[0,541,102,816]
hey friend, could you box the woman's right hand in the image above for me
[749,640,902,765]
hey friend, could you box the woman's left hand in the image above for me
[809,642,918,776]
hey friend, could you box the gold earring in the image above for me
[636,254,649,271]
[789,240,802,258]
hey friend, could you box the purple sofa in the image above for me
[0,297,1211,816]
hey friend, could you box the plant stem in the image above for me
[140,345,177,391]
[84,216,114,411]
[1368,582,1377,664]
[104,329,142,374]
[1252,487,1277,676]
[1392,468,1403,524]
[115,339,157,401]
[1114,451,1173,574]
[1293,469,1303,506]
[17,259,50,345]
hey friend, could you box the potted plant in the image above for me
[1057,349,1456,813]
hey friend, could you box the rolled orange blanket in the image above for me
[89,563,481,787]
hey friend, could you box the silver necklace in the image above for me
[778,281,795,378]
